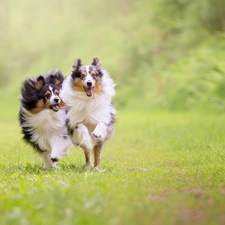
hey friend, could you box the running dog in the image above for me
[60,57,116,170]
[19,70,73,168]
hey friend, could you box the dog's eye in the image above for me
[55,91,59,96]
[80,72,86,80]
[45,93,51,98]
[90,72,97,79]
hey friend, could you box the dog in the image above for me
[60,57,116,170]
[19,70,73,168]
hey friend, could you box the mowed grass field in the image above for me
[1,109,225,225]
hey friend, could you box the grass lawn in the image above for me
[0,110,225,225]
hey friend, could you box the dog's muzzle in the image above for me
[50,97,60,112]
[83,82,94,97]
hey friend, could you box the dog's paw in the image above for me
[93,166,100,171]
[84,162,94,170]
[50,156,59,162]
[43,162,57,169]
[91,130,104,141]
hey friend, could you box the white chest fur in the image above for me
[21,109,68,151]
[61,70,116,128]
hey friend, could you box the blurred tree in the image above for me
[1,0,225,111]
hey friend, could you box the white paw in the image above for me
[84,162,94,169]
[50,156,59,162]
[91,130,104,141]
[43,162,57,169]
[49,153,60,163]
[93,167,106,172]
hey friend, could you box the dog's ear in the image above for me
[72,59,82,71]
[48,75,56,84]
[91,57,102,71]
[48,71,64,87]
[54,76,64,87]
[35,76,45,90]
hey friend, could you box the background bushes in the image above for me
[1,0,225,112]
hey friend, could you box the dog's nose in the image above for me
[54,98,59,103]
[87,82,92,87]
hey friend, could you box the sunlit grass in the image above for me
[0,110,225,224]
[1,1,225,223]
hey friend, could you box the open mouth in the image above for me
[83,86,94,97]
[50,104,60,112]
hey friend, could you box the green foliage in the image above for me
[158,35,225,111]
[1,0,225,111]
[114,0,225,111]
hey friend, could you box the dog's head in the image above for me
[35,76,63,112]
[21,72,64,113]
[70,57,103,97]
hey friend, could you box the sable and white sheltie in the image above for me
[60,57,116,170]
[19,70,73,168]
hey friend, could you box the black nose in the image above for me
[87,82,92,87]
[54,98,59,103]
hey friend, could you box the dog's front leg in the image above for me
[72,124,94,150]
[82,147,93,169]
[91,122,108,142]
[93,142,103,170]
[50,136,73,163]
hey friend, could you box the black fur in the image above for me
[71,59,83,80]
[45,70,64,87]
[71,58,103,80]
[20,70,64,111]
[19,109,41,150]
[66,118,74,136]
[19,70,65,151]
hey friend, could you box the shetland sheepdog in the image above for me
[60,57,116,170]
[19,70,73,168]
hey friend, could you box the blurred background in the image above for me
[1,0,225,119]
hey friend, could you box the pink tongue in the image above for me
[86,88,93,96]
[52,105,59,111]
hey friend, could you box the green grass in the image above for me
[1,110,225,225]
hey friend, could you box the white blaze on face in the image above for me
[83,66,95,97]
[49,86,61,111]
[84,66,94,86]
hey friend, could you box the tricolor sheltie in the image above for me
[19,70,73,168]
[60,57,116,170]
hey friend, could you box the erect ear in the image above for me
[35,75,45,90]
[72,58,82,71]
[91,57,102,71]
